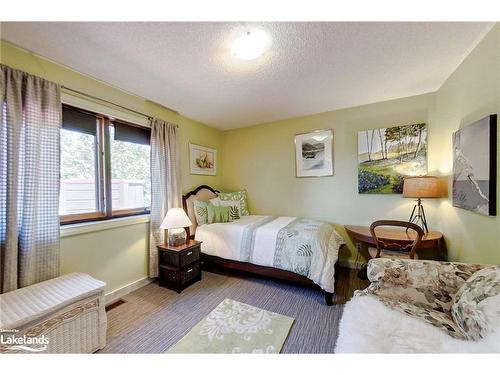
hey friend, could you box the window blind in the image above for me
[62,106,97,135]
[113,121,150,145]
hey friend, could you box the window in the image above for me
[59,106,102,222]
[60,105,151,224]
[110,122,151,213]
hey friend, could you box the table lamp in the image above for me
[160,208,193,246]
[403,176,446,233]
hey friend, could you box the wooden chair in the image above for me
[369,220,424,260]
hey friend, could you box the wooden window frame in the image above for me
[60,105,151,225]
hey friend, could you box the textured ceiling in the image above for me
[0,22,494,129]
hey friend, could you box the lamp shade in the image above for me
[160,208,192,229]
[403,176,446,198]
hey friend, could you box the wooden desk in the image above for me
[345,225,443,260]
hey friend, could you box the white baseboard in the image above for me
[105,276,153,305]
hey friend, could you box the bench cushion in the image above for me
[0,273,105,330]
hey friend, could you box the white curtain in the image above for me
[149,118,181,277]
[0,65,62,293]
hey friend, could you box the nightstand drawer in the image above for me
[180,262,200,284]
[159,266,179,285]
[180,246,200,268]
[159,250,178,267]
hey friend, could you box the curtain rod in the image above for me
[61,86,179,125]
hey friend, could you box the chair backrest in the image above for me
[369,220,424,259]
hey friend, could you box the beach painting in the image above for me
[295,130,333,177]
[358,123,427,194]
[452,115,497,216]
[189,143,217,176]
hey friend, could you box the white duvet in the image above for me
[194,215,345,292]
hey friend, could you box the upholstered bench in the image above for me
[0,273,107,353]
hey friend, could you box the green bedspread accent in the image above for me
[236,216,345,293]
[273,218,334,277]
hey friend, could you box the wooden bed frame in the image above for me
[182,185,339,305]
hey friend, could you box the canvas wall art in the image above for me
[295,130,333,177]
[452,114,497,216]
[189,143,217,176]
[358,123,427,194]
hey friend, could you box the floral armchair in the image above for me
[354,258,497,340]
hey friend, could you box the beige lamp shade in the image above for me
[160,208,193,229]
[403,176,446,198]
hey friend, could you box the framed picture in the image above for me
[295,130,333,177]
[452,114,497,216]
[358,123,427,194]
[189,143,217,176]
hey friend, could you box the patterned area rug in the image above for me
[167,298,294,353]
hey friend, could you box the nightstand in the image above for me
[157,240,202,293]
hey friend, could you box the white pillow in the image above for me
[209,197,223,206]
[210,197,241,221]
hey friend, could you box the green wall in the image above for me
[1,40,224,293]
[221,24,500,265]
[60,222,150,294]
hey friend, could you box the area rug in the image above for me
[167,298,294,353]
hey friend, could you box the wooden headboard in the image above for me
[182,185,219,239]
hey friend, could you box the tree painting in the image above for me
[358,123,427,194]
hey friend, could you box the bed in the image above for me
[182,185,345,305]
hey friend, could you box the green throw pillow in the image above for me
[193,200,209,226]
[207,204,231,224]
[228,205,241,221]
[209,197,241,221]
[219,190,250,216]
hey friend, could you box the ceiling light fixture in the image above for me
[231,30,271,60]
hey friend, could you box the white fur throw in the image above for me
[335,295,500,353]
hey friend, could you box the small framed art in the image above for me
[294,129,333,177]
[189,143,217,176]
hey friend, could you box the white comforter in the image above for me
[195,215,345,292]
